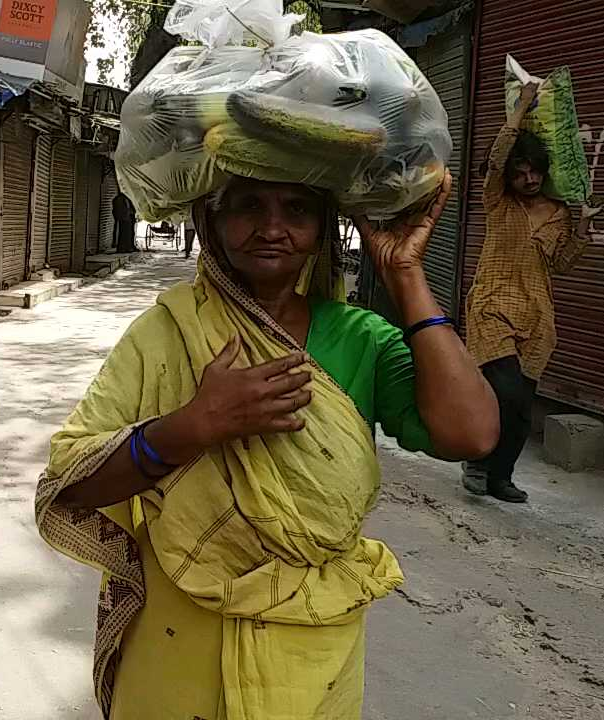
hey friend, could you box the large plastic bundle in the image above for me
[116,0,452,221]
[505,55,590,204]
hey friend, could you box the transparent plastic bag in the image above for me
[116,2,452,222]
[164,0,301,50]
[505,55,590,204]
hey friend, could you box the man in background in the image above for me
[184,217,197,259]
[463,82,602,503]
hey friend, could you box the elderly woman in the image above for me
[36,173,498,720]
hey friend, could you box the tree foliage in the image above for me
[87,0,323,85]
[96,56,116,84]
[285,0,323,33]
[87,0,176,82]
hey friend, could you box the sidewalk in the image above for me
[0,251,197,720]
[0,252,142,310]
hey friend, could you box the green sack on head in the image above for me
[505,54,590,204]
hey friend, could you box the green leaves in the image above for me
[87,0,176,84]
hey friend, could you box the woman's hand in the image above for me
[353,170,452,287]
[353,169,499,460]
[58,339,312,510]
[185,336,312,447]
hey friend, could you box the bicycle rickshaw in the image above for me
[144,221,182,250]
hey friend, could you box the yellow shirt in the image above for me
[466,125,589,380]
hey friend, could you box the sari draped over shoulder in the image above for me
[34,205,404,719]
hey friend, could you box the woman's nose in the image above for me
[257,210,287,240]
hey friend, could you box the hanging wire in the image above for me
[115,0,173,7]
[225,6,273,47]
[111,0,275,47]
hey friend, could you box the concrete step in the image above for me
[0,276,85,309]
[85,251,140,274]
[30,268,59,282]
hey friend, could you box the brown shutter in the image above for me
[461,0,604,413]
[29,134,52,274]
[0,114,34,287]
[49,140,75,272]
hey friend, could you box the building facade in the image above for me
[0,77,125,288]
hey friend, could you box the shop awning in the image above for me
[321,0,469,25]
[0,72,36,109]
[90,113,121,131]
[396,0,473,46]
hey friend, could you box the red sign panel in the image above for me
[0,0,58,63]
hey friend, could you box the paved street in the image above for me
[1,251,604,719]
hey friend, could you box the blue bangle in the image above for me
[138,425,175,468]
[130,431,148,476]
[403,316,454,345]
[130,428,175,480]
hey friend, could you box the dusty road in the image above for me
[1,251,603,719]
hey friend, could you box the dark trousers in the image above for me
[474,356,536,485]
[184,229,196,257]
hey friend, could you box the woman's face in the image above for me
[211,179,323,287]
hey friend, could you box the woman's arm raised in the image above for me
[353,172,500,460]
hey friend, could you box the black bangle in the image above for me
[403,316,455,345]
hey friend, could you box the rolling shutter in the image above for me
[98,168,118,253]
[415,21,470,316]
[29,134,52,273]
[49,140,75,272]
[0,114,34,287]
[72,148,89,271]
[86,155,103,255]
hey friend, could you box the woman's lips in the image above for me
[250,248,289,258]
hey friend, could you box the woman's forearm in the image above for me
[385,267,500,460]
[57,406,203,510]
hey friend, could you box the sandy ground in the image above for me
[1,251,603,720]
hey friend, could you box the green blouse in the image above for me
[307,299,433,454]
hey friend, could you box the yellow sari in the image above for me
[35,210,404,719]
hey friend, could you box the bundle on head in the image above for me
[115,1,452,223]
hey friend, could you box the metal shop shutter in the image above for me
[0,114,34,287]
[86,155,103,255]
[29,134,52,274]
[49,140,75,272]
[72,148,89,272]
[415,22,470,317]
[98,168,118,253]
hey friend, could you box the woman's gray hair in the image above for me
[207,183,231,213]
